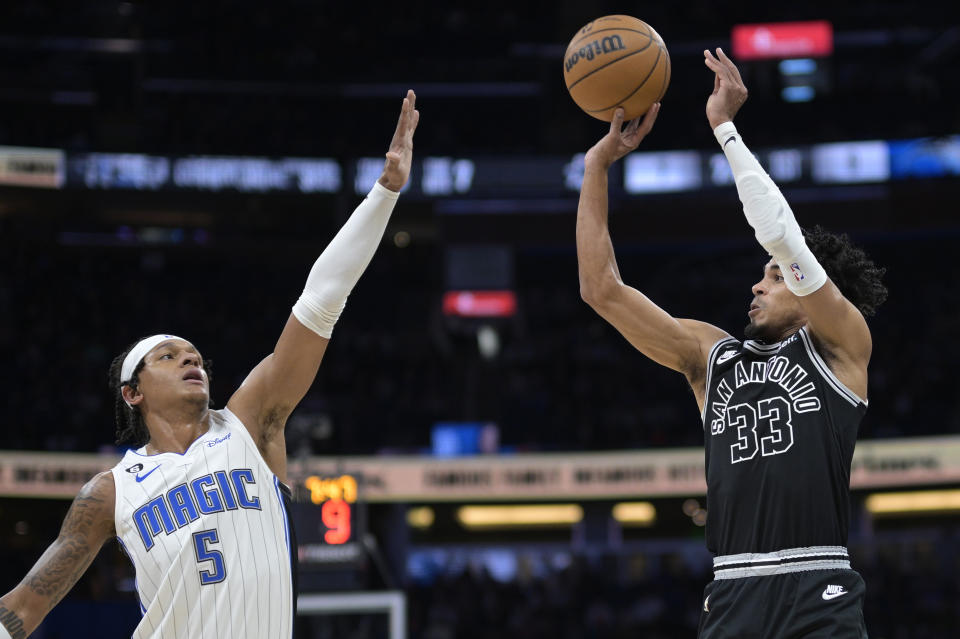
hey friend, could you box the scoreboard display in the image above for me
[59,144,898,202]
[290,474,366,573]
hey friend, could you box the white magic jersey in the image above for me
[111,408,294,639]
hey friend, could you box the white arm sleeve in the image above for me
[715,121,827,296]
[292,182,400,337]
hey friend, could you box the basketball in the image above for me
[563,15,671,122]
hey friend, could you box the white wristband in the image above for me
[292,182,399,338]
[776,247,827,297]
[0,620,15,639]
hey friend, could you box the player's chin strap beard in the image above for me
[744,321,780,344]
[743,324,767,343]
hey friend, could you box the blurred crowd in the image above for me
[1,227,958,455]
[0,1,957,158]
[4,519,955,638]
[404,531,960,639]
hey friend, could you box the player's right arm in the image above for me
[577,105,730,405]
[0,472,116,639]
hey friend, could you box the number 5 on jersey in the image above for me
[193,529,226,585]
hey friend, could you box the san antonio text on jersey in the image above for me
[701,327,867,556]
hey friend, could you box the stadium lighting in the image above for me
[406,507,435,530]
[779,58,817,75]
[865,489,960,516]
[781,86,816,103]
[456,504,583,529]
[612,502,657,526]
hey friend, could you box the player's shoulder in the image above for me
[678,319,732,346]
[209,406,260,448]
[206,406,235,429]
[110,446,148,474]
[59,471,118,538]
[86,469,116,491]
[707,333,742,365]
[675,319,734,372]
[75,470,117,513]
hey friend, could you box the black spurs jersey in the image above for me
[701,327,867,556]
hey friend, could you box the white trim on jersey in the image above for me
[126,431,208,459]
[701,336,739,425]
[742,339,784,355]
[273,475,295,635]
[116,536,148,615]
[797,327,866,407]
[713,545,849,567]
[712,545,852,579]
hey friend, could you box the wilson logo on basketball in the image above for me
[562,14,671,122]
[565,36,626,72]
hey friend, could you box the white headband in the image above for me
[121,334,188,385]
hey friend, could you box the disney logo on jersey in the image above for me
[206,432,231,447]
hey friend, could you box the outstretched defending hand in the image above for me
[379,89,420,192]
[704,48,748,129]
[584,102,660,171]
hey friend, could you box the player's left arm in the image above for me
[704,48,871,395]
[227,90,419,470]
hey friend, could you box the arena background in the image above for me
[1,1,959,637]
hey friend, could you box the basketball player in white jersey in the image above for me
[0,90,419,639]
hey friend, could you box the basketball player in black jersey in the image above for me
[576,49,886,638]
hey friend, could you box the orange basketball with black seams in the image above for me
[563,15,671,122]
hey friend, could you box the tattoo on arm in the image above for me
[0,603,27,639]
[22,473,115,610]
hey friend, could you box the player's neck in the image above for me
[143,408,212,455]
[760,320,805,344]
[775,321,805,343]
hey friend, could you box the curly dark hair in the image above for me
[108,337,214,447]
[804,225,888,317]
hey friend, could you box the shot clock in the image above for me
[291,473,366,575]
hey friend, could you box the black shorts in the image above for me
[698,568,867,639]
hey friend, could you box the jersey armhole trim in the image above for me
[797,327,867,407]
[701,336,739,425]
[110,466,126,526]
